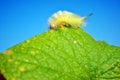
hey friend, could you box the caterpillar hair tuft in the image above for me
[48,11,92,30]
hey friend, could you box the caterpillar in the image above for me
[48,10,93,30]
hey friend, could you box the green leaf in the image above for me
[0,28,120,80]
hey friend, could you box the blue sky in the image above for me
[0,0,120,51]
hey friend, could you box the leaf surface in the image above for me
[0,28,120,80]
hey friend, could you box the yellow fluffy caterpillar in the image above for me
[48,11,93,29]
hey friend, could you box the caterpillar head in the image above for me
[48,11,93,30]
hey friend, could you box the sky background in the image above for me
[0,0,120,52]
